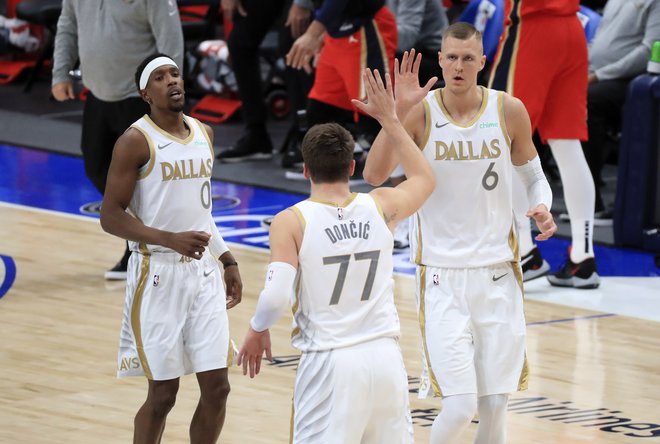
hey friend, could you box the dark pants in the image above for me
[227,0,284,131]
[81,93,149,194]
[582,78,630,211]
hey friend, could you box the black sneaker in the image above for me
[547,256,600,289]
[105,250,130,280]
[520,247,550,282]
[281,139,303,168]
[218,131,273,163]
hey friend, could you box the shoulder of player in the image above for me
[271,208,301,233]
[114,127,150,165]
[200,121,214,143]
[501,92,526,117]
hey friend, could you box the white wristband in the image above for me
[209,218,229,259]
[514,156,552,211]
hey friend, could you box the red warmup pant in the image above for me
[309,6,397,118]
[489,13,588,142]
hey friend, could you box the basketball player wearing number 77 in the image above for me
[364,23,556,444]
[238,66,435,443]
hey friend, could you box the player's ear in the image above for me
[140,90,151,104]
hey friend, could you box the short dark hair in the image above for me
[134,53,171,92]
[441,22,483,51]
[301,123,354,184]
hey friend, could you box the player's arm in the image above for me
[505,94,556,241]
[99,129,211,258]
[363,51,435,185]
[237,210,300,378]
[354,68,435,229]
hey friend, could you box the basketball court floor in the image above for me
[1,143,659,443]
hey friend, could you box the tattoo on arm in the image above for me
[384,209,398,225]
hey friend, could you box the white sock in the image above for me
[512,171,536,256]
[474,394,509,444]
[430,394,478,444]
[548,139,595,263]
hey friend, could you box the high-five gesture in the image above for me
[393,49,438,116]
[351,68,396,124]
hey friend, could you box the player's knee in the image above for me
[442,394,478,426]
[148,382,179,417]
[202,376,231,406]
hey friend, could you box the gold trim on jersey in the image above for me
[418,266,442,397]
[194,117,215,159]
[143,114,195,145]
[414,213,423,265]
[507,225,528,390]
[307,192,358,208]
[290,272,302,339]
[419,99,432,150]
[289,206,306,233]
[507,1,524,95]
[370,194,385,221]
[436,86,489,128]
[131,125,157,180]
[497,91,512,150]
[289,401,295,444]
[227,338,236,367]
[518,353,530,391]
[132,255,153,380]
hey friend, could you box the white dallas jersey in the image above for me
[410,87,517,268]
[128,114,215,254]
[290,193,400,352]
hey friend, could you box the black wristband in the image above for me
[222,261,238,269]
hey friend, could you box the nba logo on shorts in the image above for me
[433,273,439,285]
[337,207,343,220]
[267,269,274,281]
[153,274,160,287]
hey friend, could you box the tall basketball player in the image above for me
[364,24,556,444]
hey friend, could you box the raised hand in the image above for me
[394,49,438,115]
[527,205,557,241]
[351,68,396,124]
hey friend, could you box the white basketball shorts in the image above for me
[416,262,528,398]
[117,251,232,380]
[292,337,413,444]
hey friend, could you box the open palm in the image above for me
[394,49,438,114]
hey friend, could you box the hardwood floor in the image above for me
[1,204,658,443]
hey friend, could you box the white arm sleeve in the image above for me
[250,262,298,332]
[514,155,553,211]
[208,217,229,260]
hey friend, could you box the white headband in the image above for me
[139,56,179,90]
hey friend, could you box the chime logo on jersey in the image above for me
[434,138,502,161]
[153,274,160,287]
[160,158,213,181]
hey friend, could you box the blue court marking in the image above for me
[527,313,617,326]
[0,255,17,299]
[1,143,659,277]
